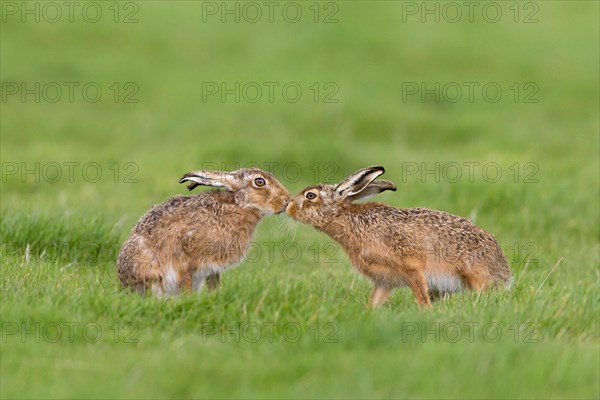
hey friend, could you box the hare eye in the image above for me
[254,177,266,187]
[306,192,317,200]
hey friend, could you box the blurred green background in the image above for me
[1,1,599,399]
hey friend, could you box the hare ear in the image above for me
[179,170,241,191]
[348,180,396,202]
[334,166,386,199]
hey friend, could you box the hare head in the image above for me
[286,166,396,228]
[180,168,290,215]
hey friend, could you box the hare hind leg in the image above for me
[191,268,221,292]
[180,273,193,292]
[460,266,488,292]
[156,267,181,296]
[368,286,391,308]
[181,271,219,293]
[205,273,221,291]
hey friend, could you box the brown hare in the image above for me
[117,168,289,297]
[286,166,512,307]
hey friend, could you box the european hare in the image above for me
[117,168,289,296]
[286,166,511,307]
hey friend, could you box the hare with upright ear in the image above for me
[117,168,290,297]
[286,166,512,307]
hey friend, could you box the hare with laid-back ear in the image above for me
[117,168,289,297]
[286,166,512,307]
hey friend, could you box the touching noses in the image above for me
[285,200,294,214]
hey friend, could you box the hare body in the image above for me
[117,168,289,296]
[287,166,511,307]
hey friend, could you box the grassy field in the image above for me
[1,1,599,398]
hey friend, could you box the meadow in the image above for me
[1,1,599,398]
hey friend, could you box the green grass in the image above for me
[1,1,599,399]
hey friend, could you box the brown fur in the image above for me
[117,168,289,296]
[286,166,512,308]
